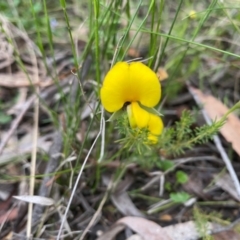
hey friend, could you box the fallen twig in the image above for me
[31,131,63,234]
[18,131,63,238]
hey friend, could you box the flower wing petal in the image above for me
[131,102,150,128]
[148,114,164,136]
[148,114,164,144]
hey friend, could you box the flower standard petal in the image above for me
[100,62,161,112]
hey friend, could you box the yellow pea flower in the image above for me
[189,10,197,19]
[100,61,163,143]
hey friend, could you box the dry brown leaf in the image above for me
[0,134,52,165]
[0,207,18,224]
[2,231,13,240]
[97,224,125,240]
[164,221,213,240]
[159,214,173,222]
[0,73,52,88]
[183,172,207,200]
[213,230,240,240]
[190,87,240,157]
[127,234,144,240]
[103,174,145,217]
[111,191,145,217]
[0,34,14,69]
[13,195,55,206]
[128,48,141,58]
[98,219,216,240]
[157,67,169,81]
[215,174,240,201]
[118,216,172,240]
[97,217,172,240]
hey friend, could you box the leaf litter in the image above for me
[1,2,240,240]
[190,86,240,157]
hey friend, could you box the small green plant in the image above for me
[193,206,214,240]
[176,170,188,184]
[170,192,190,203]
[0,112,11,124]
[156,160,174,171]
[111,105,239,160]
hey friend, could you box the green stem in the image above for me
[158,0,183,65]
[93,0,101,85]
